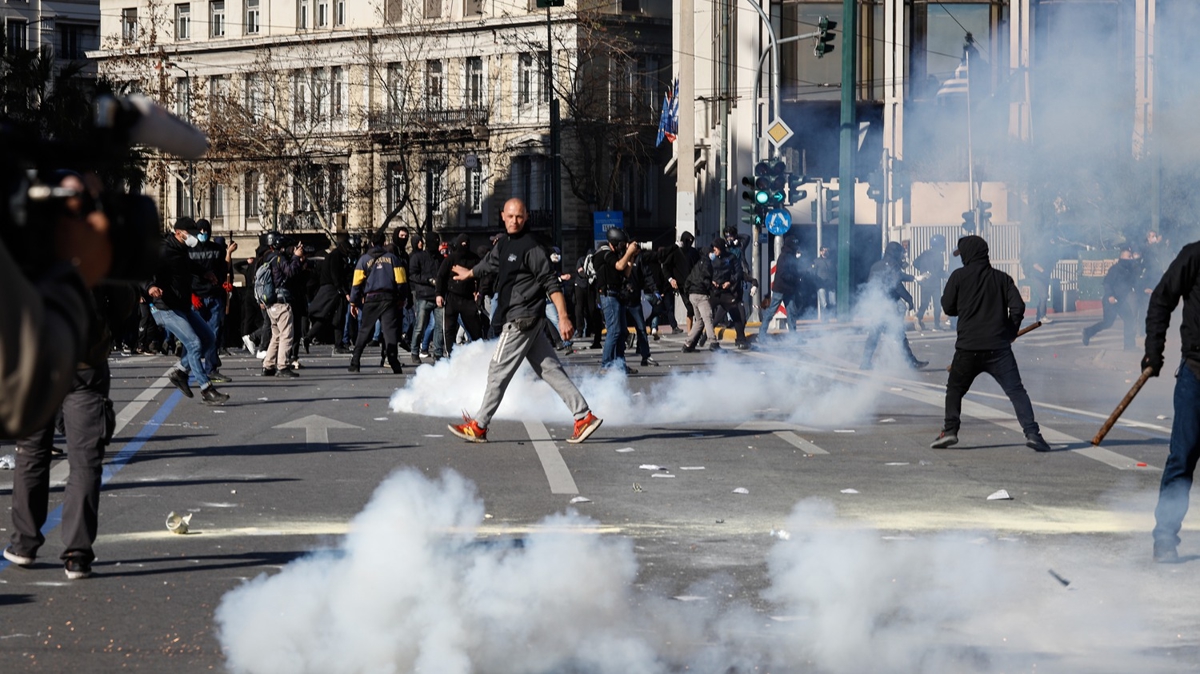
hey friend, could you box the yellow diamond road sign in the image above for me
[766,119,793,148]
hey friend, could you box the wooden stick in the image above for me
[1091,367,1155,446]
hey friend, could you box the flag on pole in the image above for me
[656,77,679,147]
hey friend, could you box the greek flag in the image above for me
[656,77,679,147]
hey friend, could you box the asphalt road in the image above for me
[1,311,1198,673]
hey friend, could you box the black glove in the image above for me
[1142,353,1164,377]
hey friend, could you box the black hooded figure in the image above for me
[436,233,484,354]
[860,242,926,370]
[931,235,1051,452]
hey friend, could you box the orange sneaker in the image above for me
[566,412,603,444]
[449,414,488,443]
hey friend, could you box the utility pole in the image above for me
[676,0,696,243]
[836,0,856,319]
[546,3,563,251]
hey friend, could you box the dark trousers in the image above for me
[573,285,590,339]
[917,281,942,327]
[710,292,747,343]
[443,295,483,355]
[1084,298,1136,349]
[1154,363,1200,547]
[861,312,920,368]
[10,365,110,565]
[1028,276,1050,321]
[942,348,1039,436]
[351,299,401,370]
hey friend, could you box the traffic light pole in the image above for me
[836,0,856,321]
[547,4,563,251]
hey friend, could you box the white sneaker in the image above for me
[242,335,256,354]
[256,350,268,359]
[1041,317,1054,324]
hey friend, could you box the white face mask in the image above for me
[550,253,561,263]
[709,252,717,260]
[184,233,199,248]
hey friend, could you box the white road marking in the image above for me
[736,421,829,455]
[273,414,362,445]
[523,421,580,495]
[774,431,830,455]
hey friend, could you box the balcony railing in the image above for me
[370,106,489,131]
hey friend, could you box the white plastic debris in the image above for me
[615,447,635,453]
[884,462,909,466]
[639,464,665,470]
[672,595,706,602]
[165,512,193,534]
[650,473,676,478]
[374,417,388,421]
[770,529,791,540]
[212,410,226,414]
[0,455,14,470]
[840,488,859,494]
[879,418,896,423]
[257,397,269,401]
[732,487,749,495]
[679,466,706,470]
[987,489,1013,501]
[423,434,444,438]
[569,496,592,504]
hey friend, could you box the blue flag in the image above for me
[656,77,679,147]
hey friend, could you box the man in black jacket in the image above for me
[759,236,803,338]
[408,235,444,363]
[931,235,1050,451]
[594,227,640,372]
[188,219,235,370]
[682,239,720,351]
[860,242,925,370]
[447,198,602,444]
[710,237,749,349]
[1082,247,1141,350]
[665,231,701,334]
[307,233,355,354]
[912,234,948,331]
[1143,240,1200,562]
[148,219,230,404]
[436,233,483,354]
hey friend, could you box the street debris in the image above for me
[632,483,644,492]
[639,464,667,471]
[423,434,443,438]
[880,418,896,423]
[987,489,1013,501]
[840,489,859,494]
[568,496,592,504]
[257,397,269,401]
[1048,569,1071,587]
[650,473,676,479]
[373,417,388,421]
[679,466,705,470]
[885,462,909,466]
[732,487,749,495]
[770,529,791,540]
[1157,415,1170,420]
[165,512,192,534]
[0,455,14,470]
[672,595,706,602]
[615,447,635,453]
[213,410,226,414]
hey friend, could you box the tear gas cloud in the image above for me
[389,289,915,428]
[216,470,1172,674]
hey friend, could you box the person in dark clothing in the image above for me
[664,231,700,334]
[930,235,1050,452]
[188,219,236,368]
[759,236,804,337]
[258,233,307,376]
[912,234,948,331]
[147,218,230,403]
[710,237,749,349]
[682,239,721,351]
[1143,239,1200,562]
[1022,244,1057,324]
[408,235,444,363]
[593,227,640,372]
[348,231,407,374]
[436,233,484,354]
[307,233,355,354]
[572,250,594,342]
[813,245,837,321]
[1082,248,1142,350]
[447,198,602,444]
[622,254,657,366]
[860,241,926,370]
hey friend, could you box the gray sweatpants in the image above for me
[686,293,717,347]
[475,318,589,428]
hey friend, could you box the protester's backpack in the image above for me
[253,255,277,306]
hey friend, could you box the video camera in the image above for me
[0,94,209,282]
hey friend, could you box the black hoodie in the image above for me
[942,236,1024,350]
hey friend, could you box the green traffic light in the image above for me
[755,191,770,205]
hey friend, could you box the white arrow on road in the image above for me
[273,415,363,445]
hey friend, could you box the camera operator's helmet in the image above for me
[606,227,629,247]
[265,231,284,249]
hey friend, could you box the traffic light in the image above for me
[961,210,976,233]
[814,16,837,58]
[785,173,807,205]
[977,200,993,228]
[740,185,763,227]
[753,161,772,206]
[892,159,910,202]
[866,171,883,202]
[767,160,786,207]
[825,188,840,223]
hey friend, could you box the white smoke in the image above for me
[216,471,1173,674]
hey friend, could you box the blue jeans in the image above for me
[196,295,226,368]
[1154,363,1200,547]
[411,299,444,357]
[151,306,217,389]
[759,292,797,335]
[599,294,627,368]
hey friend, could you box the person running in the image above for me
[447,198,602,444]
[931,235,1051,452]
[347,231,407,374]
[860,242,926,370]
[1082,246,1142,351]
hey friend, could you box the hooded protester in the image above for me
[436,233,483,354]
[912,234,949,331]
[1082,247,1142,351]
[931,235,1051,452]
[860,241,926,370]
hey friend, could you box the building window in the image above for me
[210,1,226,38]
[292,70,309,125]
[517,53,536,106]
[336,0,346,26]
[465,56,484,108]
[318,0,330,27]
[209,75,229,116]
[311,68,328,122]
[329,165,345,213]
[175,4,191,40]
[245,72,264,120]
[331,66,345,122]
[425,60,444,111]
[121,8,138,43]
[467,166,483,214]
[465,0,482,17]
[511,156,548,211]
[387,163,407,214]
[58,24,96,60]
[175,77,191,119]
[176,178,192,218]
[425,0,441,19]
[6,19,27,52]
[298,0,310,29]
[427,167,444,215]
[210,183,226,220]
[246,0,260,34]
[387,63,407,119]
[245,171,261,218]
